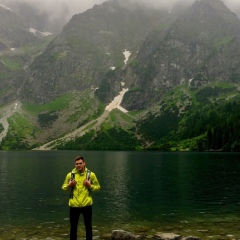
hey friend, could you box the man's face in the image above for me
[75,159,85,172]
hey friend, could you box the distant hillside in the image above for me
[0,1,66,33]
[0,4,54,105]
[20,0,182,104]
[0,5,42,48]
[117,0,240,110]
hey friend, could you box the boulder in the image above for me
[182,237,201,240]
[153,232,182,240]
[112,230,138,240]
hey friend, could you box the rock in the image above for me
[153,232,182,240]
[182,237,202,240]
[112,230,138,240]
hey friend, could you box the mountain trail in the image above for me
[0,101,22,142]
[35,88,129,150]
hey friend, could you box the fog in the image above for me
[0,0,105,21]
[1,0,240,20]
[0,0,239,31]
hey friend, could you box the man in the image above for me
[62,156,100,240]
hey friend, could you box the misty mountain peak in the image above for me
[195,0,239,22]
[0,4,13,12]
[13,0,240,109]
[171,0,240,41]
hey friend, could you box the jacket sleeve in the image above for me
[90,172,101,192]
[62,173,71,191]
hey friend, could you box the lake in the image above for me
[0,151,240,240]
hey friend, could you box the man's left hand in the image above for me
[83,179,91,188]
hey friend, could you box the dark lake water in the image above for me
[0,151,240,240]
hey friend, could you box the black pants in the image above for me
[69,205,92,240]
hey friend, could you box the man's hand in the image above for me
[68,179,77,188]
[83,179,91,189]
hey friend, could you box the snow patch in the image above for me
[123,49,131,65]
[29,28,52,37]
[14,102,18,110]
[117,106,128,113]
[189,78,193,86]
[108,49,131,70]
[105,88,128,113]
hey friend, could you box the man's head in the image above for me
[75,156,86,172]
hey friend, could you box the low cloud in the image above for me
[1,0,106,22]
[2,0,240,16]
[128,0,240,12]
[1,0,239,27]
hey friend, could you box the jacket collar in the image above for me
[72,167,88,174]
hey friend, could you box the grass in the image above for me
[0,72,11,79]
[23,93,74,114]
[8,112,39,137]
[0,57,21,70]
[215,36,233,49]
[108,109,135,130]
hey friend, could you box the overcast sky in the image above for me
[1,0,240,22]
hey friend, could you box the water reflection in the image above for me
[1,151,240,240]
[0,155,8,207]
[95,152,131,223]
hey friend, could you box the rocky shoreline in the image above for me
[1,226,237,240]
[0,228,202,240]
[111,230,201,240]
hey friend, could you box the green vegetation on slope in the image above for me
[56,108,140,150]
[1,82,240,152]
[0,90,105,150]
[0,56,22,70]
[23,93,73,114]
[0,123,3,134]
[0,112,40,150]
[178,100,240,151]
[136,83,240,151]
[57,127,142,150]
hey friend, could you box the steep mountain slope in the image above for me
[0,90,105,149]
[20,0,179,104]
[0,4,54,105]
[0,5,41,49]
[117,0,240,110]
[2,2,60,33]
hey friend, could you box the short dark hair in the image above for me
[75,156,85,162]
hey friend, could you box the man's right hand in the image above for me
[68,179,77,188]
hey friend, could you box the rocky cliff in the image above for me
[20,0,183,104]
[118,0,240,110]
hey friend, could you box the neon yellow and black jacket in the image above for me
[62,167,100,207]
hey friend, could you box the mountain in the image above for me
[0,4,55,105]
[20,0,183,104]
[1,0,240,151]
[0,4,42,48]
[0,1,67,34]
[104,0,240,110]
